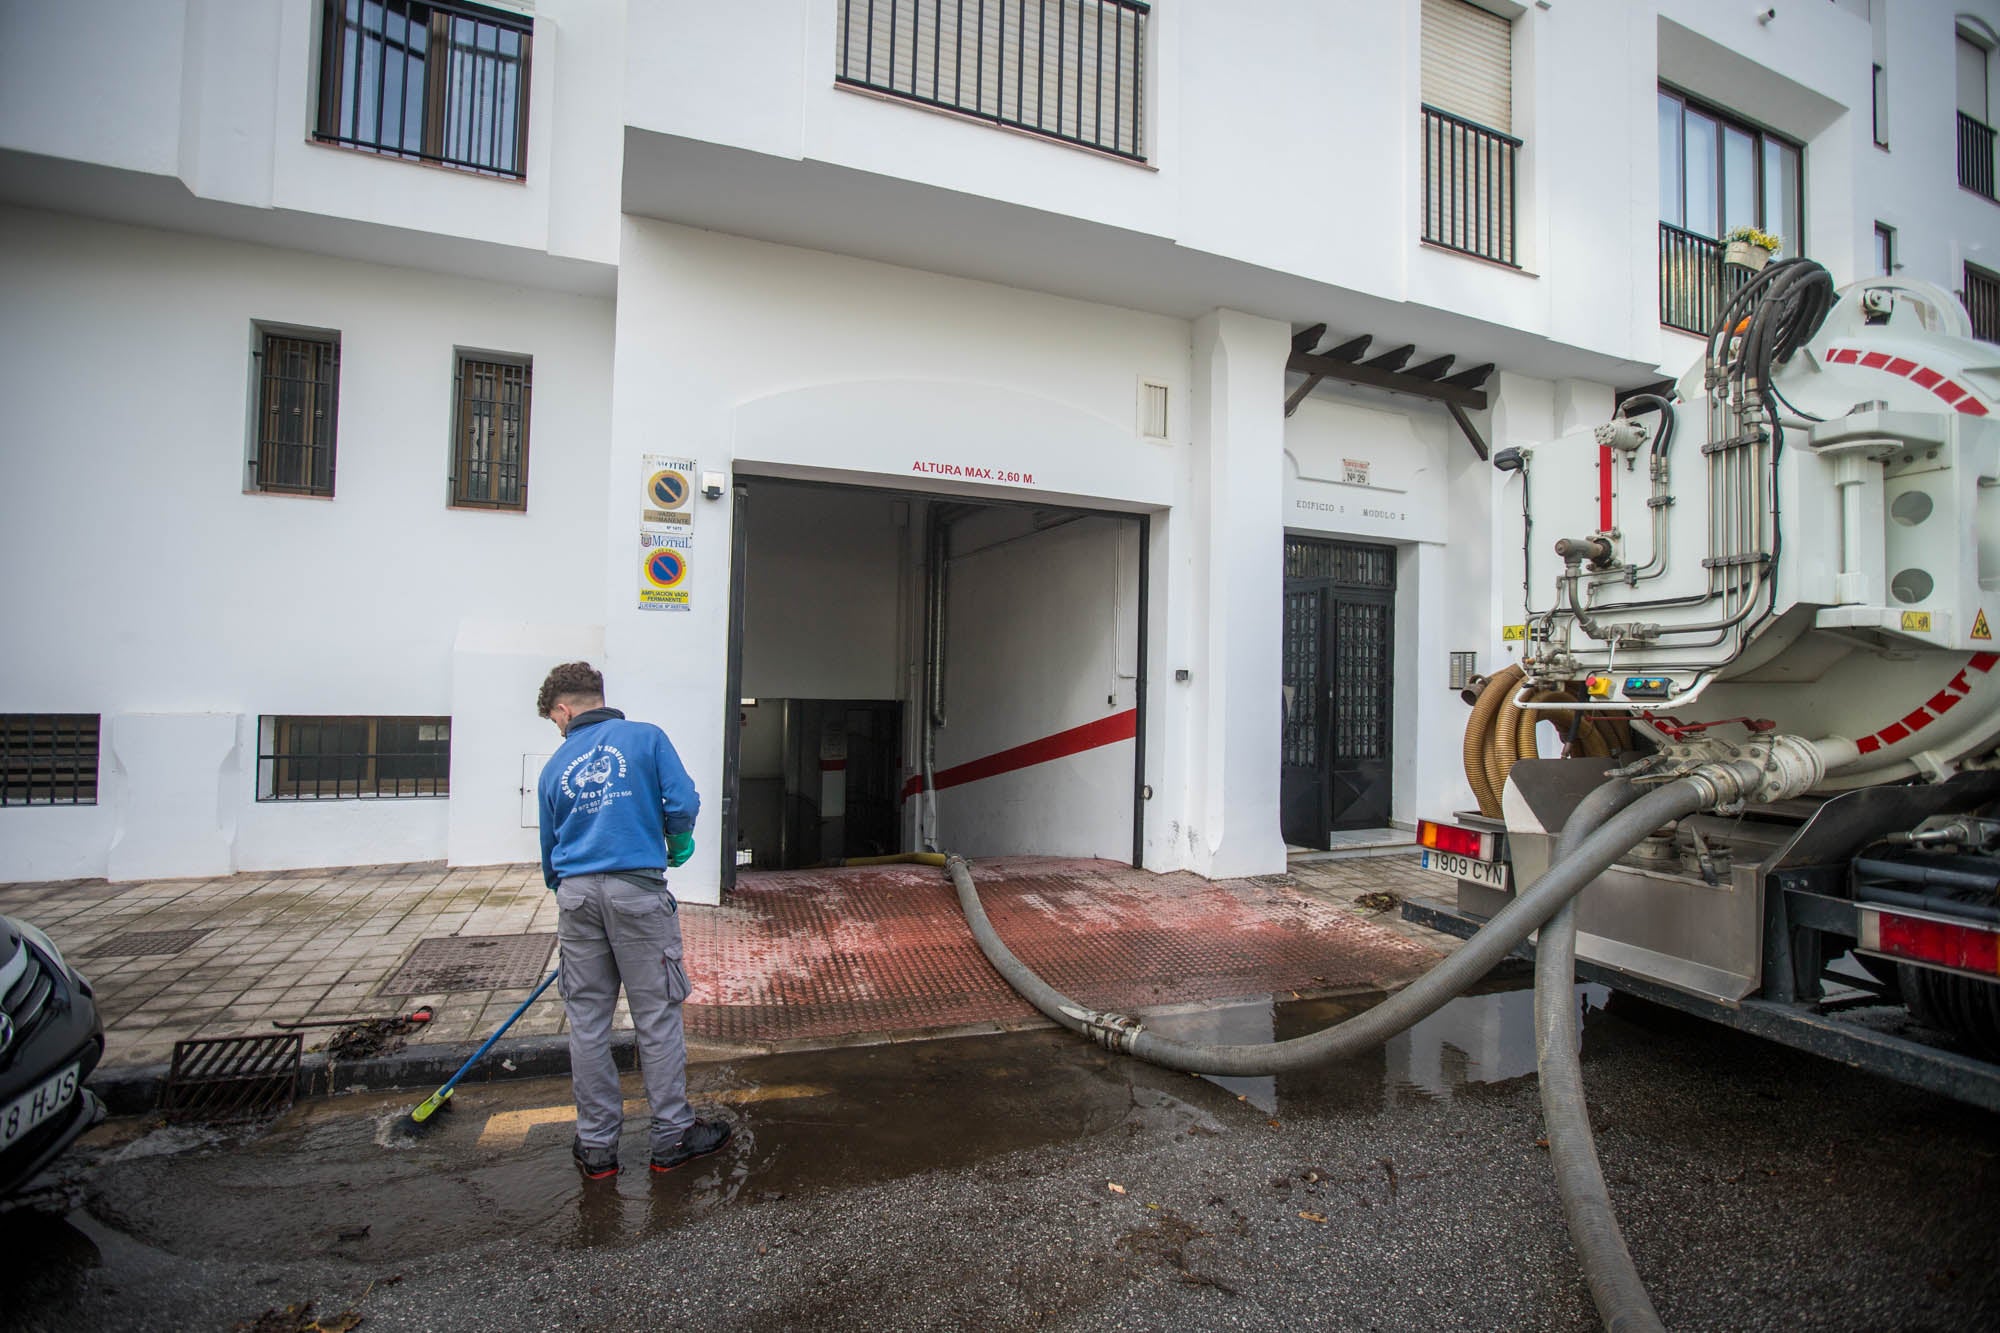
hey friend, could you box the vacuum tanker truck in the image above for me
[1414,261,2000,1107]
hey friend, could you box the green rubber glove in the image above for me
[667,830,696,868]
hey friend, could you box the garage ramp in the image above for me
[685,856,1438,1047]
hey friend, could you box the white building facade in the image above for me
[1,0,1994,903]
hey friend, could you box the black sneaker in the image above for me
[571,1136,620,1180]
[651,1117,732,1172]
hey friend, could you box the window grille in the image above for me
[1422,105,1521,267]
[258,716,451,800]
[1961,112,1997,200]
[1283,539,1396,590]
[316,0,531,179]
[451,354,531,509]
[835,0,1149,162]
[1966,264,2000,344]
[1,714,99,807]
[252,331,340,497]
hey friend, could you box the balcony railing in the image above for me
[1421,104,1521,268]
[315,0,531,179]
[1658,222,1764,336]
[1960,112,1997,201]
[836,0,1148,162]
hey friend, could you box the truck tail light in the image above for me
[1418,820,1493,861]
[1859,908,2000,978]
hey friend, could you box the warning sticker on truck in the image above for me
[1901,611,1932,633]
[1975,609,1993,641]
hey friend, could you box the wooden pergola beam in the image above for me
[1286,348,1489,410]
[1284,345,1492,460]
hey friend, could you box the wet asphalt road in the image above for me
[3,970,1995,1332]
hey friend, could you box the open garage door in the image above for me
[720,477,1148,887]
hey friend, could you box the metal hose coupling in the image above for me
[1682,734,1855,811]
[1060,1006,1145,1053]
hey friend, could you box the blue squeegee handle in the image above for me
[437,966,560,1099]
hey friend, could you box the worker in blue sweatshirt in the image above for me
[536,660,730,1180]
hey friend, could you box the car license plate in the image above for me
[0,1062,79,1150]
[1421,849,1511,890]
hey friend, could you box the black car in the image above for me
[0,914,105,1200]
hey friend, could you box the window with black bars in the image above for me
[836,0,1149,162]
[258,716,450,800]
[1283,539,1396,589]
[1966,263,2000,344]
[316,0,531,179]
[252,331,340,496]
[1,715,99,807]
[451,355,531,509]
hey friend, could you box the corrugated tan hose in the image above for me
[1462,665,1524,816]
[1466,669,1624,817]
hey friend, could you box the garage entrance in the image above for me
[1279,536,1395,848]
[720,477,1149,888]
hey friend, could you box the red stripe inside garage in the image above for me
[901,709,1138,801]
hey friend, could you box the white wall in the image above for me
[740,484,908,701]
[1182,309,1290,878]
[933,513,1139,860]
[0,206,613,881]
[1282,377,1472,830]
[1860,0,2000,304]
[606,220,1196,902]
[0,0,622,269]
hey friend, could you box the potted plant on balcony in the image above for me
[1722,226,1783,271]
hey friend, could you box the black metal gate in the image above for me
[1280,537,1395,847]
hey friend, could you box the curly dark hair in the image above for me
[537,661,605,718]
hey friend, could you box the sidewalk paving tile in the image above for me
[1,852,1454,1072]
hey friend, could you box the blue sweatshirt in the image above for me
[538,708,700,891]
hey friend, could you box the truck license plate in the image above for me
[1421,849,1510,890]
[0,1062,79,1150]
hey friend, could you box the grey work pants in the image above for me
[555,873,693,1155]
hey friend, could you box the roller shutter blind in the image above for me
[1422,0,1511,134]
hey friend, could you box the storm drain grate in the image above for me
[161,1033,302,1123]
[87,929,213,958]
[377,933,556,996]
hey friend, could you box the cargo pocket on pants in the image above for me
[662,915,690,1004]
[663,954,691,1004]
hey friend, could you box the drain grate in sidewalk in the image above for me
[378,933,556,995]
[87,929,213,958]
[161,1033,302,1122]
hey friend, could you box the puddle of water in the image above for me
[45,973,1621,1265]
[1145,973,1611,1113]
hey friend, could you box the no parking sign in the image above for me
[638,533,692,611]
[638,453,697,612]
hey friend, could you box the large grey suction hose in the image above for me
[948,759,1786,1333]
[948,767,1749,1076]
[1535,780,1665,1333]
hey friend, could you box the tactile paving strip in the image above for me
[86,929,213,958]
[378,933,556,996]
[682,857,1435,1045]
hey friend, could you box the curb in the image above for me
[86,1031,638,1117]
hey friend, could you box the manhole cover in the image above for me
[378,933,556,995]
[87,929,212,958]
